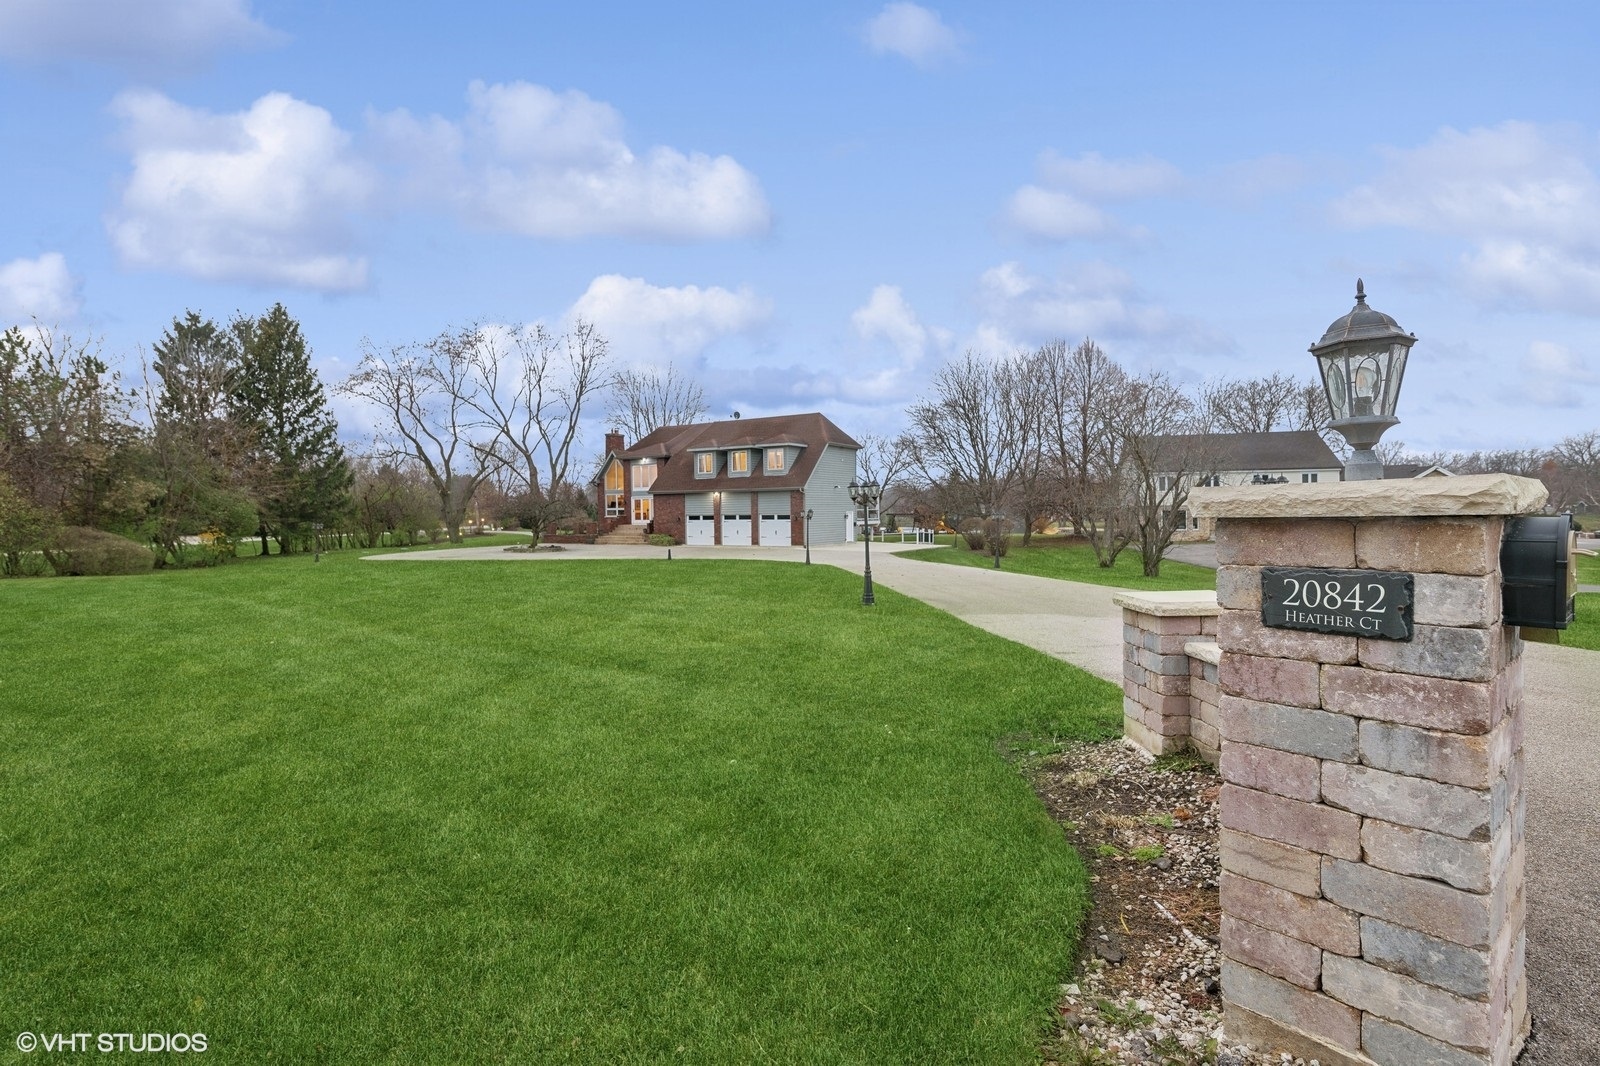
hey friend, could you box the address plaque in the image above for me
[1260,567,1414,641]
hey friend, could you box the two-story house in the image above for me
[593,413,862,546]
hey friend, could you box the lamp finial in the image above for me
[1355,278,1366,303]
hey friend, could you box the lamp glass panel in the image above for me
[1350,349,1384,417]
[1322,353,1350,421]
[1382,344,1408,416]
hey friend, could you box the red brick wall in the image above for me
[790,491,806,546]
[652,494,685,544]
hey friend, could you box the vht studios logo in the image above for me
[15,1031,208,1053]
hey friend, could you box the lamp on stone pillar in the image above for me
[1309,279,1416,481]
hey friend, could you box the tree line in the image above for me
[0,306,712,575]
[0,306,352,575]
[890,339,1600,577]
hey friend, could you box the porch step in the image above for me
[596,526,650,545]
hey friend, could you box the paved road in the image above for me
[368,540,1596,1062]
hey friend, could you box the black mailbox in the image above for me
[1501,514,1576,630]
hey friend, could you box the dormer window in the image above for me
[695,453,714,476]
[730,450,749,474]
[766,449,785,472]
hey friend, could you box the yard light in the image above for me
[1310,279,1416,481]
[848,479,882,606]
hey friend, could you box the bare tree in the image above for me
[905,350,1040,566]
[339,328,500,544]
[606,361,706,441]
[460,320,610,544]
[1551,430,1600,512]
[1034,338,1133,566]
[855,431,914,492]
[1121,373,1218,577]
[1200,372,1307,434]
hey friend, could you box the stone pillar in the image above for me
[1191,473,1542,1066]
[1113,590,1220,758]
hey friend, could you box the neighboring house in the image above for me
[1151,430,1344,541]
[592,413,862,546]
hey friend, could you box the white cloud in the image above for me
[1004,151,1180,242]
[106,89,374,290]
[863,3,962,67]
[973,260,1230,352]
[0,252,80,322]
[0,0,281,71]
[851,284,930,363]
[1518,340,1596,407]
[1003,187,1117,241]
[568,275,770,363]
[1333,122,1600,314]
[370,80,770,240]
[1036,151,1184,201]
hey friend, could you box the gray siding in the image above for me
[802,444,859,545]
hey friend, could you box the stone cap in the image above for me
[1183,640,1222,666]
[1111,589,1221,617]
[1189,472,1547,519]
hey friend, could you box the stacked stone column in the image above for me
[1114,591,1219,758]
[1193,475,1539,1066]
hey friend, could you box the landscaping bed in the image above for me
[1019,742,1294,1066]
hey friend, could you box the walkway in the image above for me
[368,539,1596,1061]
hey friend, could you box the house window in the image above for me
[730,450,749,474]
[766,448,785,472]
[1199,475,1220,488]
[605,492,623,516]
[695,453,714,476]
[1158,475,1173,492]
[605,463,625,491]
[1302,473,1319,483]
[632,461,657,490]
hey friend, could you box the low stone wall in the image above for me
[1113,590,1221,761]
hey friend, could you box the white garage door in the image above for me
[759,492,792,545]
[721,492,752,545]
[685,493,715,545]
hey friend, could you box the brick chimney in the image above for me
[605,431,624,454]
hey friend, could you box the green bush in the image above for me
[647,533,677,546]
[49,526,157,577]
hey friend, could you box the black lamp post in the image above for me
[1310,279,1416,481]
[804,508,813,565]
[848,478,881,605]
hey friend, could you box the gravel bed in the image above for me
[1027,740,1325,1066]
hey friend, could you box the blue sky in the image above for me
[1,0,1597,453]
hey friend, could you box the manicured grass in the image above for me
[1564,592,1600,651]
[900,539,1217,592]
[0,553,1120,1064]
[1576,548,1600,587]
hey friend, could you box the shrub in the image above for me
[49,527,156,577]
[984,518,1010,557]
[959,519,986,551]
[647,533,677,547]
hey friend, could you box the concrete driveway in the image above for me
[368,538,1595,1062]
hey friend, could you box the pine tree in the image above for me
[147,312,258,561]
[232,304,352,554]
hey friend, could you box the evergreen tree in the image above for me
[232,304,352,554]
[147,312,257,561]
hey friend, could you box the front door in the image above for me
[632,497,652,524]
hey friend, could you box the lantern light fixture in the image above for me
[1309,279,1416,481]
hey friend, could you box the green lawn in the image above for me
[0,551,1120,1064]
[1577,548,1600,586]
[899,539,1217,592]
